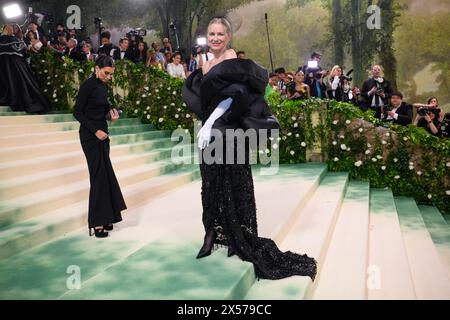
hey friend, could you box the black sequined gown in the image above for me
[182,58,317,280]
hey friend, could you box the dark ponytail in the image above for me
[95,54,114,68]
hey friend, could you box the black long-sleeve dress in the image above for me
[73,76,127,229]
[182,58,317,280]
[0,35,51,113]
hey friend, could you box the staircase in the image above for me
[0,106,449,300]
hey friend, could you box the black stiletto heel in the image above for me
[89,227,109,238]
[104,224,113,231]
[196,229,216,259]
[227,247,236,257]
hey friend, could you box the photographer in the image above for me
[324,65,345,101]
[413,97,444,136]
[301,52,327,98]
[361,65,393,112]
[97,31,117,56]
[376,91,412,126]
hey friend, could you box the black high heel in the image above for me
[104,224,113,231]
[196,229,216,259]
[89,227,109,238]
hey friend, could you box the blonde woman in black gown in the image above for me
[73,55,127,238]
[182,17,317,280]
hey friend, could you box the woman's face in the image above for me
[138,42,145,51]
[429,98,438,107]
[335,68,342,77]
[173,54,181,65]
[96,66,114,83]
[27,31,35,40]
[295,71,305,83]
[207,23,230,53]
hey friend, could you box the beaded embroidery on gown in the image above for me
[183,58,317,280]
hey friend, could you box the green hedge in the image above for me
[30,50,450,214]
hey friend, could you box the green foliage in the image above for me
[31,52,450,214]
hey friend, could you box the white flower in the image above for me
[60,85,64,88]
[417,171,422,176]
[273,144,278,150]
[79,69,84,73]
[367,143,372,148]
[372,158,377,162]
[173,91,177,95]
[446,190,450,195]
[47,82,51,85]
[158,118,164,123]
[163,105,167,109]
[168,87,171,90]
[409,166,414,170]
[358,128,364,133]
[403,137,408,141]
[182,102,186,107]
[155,89,159,93]
[146,106,150,110]
[134,109,138,113]
[340,144,347,150]
[395,175,400,179]
[290,150,295,156]
[293,122,298,128]
[287,132,292,136]
[269,137,274,141]
[186,114,191,118]
[277,137,281,141]
[172,104,176,107]
[301,142,306,147]
[52,93,57,98]
[382,140,387,145]
[157,97,160,99]
[259,150,264,154]
[365,150,371,155]
[427,194,432,199]
[144,86,149,91]
[345,120,351,124]
[54,75,58,78]
[142,94,147,98]
[394,158,398,163]
[282,136,287,140]
[334,157,339,162]
[44,89,48,92]
[136,101,141,105]
[332,141,337,146]
[354,160,363,167]
[446,162,450,167]
[381,166,386,170]
[376,155,382,159]
[90,67,94,72]
[347,147,351,151]
[175,114,179,118]
[340,135,345,139]
[295,134,300,138]
[54,99,58,102]
[409,162,414,166]
[146,114,150,119]
[333,120,338,125]
[63,63,67,67]
[44,70,48,73]
[291,116,297,121]
[386,132,390,137]
[143,111,147,114]
[41,60,45,63]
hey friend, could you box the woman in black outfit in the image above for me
[73,55,127,238]
[182,17,317,281]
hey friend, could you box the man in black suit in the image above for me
[375,91,412,126]
[64,38,83,62]
[97,31,117,56]
[361,65,393,112]
[112,38,134,61]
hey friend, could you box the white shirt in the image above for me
[167,63,186,79]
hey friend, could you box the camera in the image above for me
[417,107,440,117]
[340,75,353,82]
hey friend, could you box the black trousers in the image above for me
[80,127,127,228]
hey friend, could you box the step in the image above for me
[0,136,175,179]
[0,118,142,136]
[0,107,11,112]
[0,124,154,147]
[0,146,177,202]
[0,113,76,125]
[367,189,415,299]
[245,172,349,300]
[395,198,450,299]
[0,153,194,228]
[0,130,172,163]
[418,205,450,279]
[58,164,328,300]
[0,111,28,116]
[312,181,370,300]
[0,164,200,261]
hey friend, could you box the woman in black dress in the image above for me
[182,17,317,280]
[73,55,127,238]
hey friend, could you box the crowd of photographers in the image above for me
[268,52,449,138]
[6,20,449,138]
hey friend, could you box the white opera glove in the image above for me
[197,97,233,149]
[331,76,340,90]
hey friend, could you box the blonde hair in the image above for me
[208,17,233,36]
[330,65,342,77]
[370,64,385,77]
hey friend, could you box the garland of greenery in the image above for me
[30,50,450,214]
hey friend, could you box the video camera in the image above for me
[417,107,440,117]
